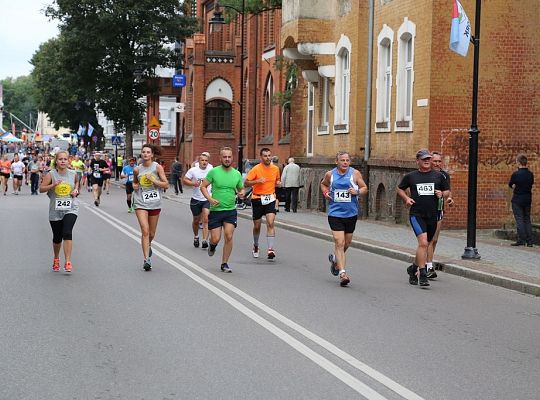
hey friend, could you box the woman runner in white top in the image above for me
[132,143,168,271]
[39,150,80,273]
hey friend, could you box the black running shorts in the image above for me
[328,215,358,233]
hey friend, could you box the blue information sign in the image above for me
[111,135,122,145]
[172,74,186,88]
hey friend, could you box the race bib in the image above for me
[334,189,351,202]
[142,189,160,203]
[416,183,434,196]
[261,194,275,205]
[93,172,101,178]
[55,198,73,211]
[127,174,133,183]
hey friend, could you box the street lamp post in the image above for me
[210,0,246,173]
[462,0,482,260]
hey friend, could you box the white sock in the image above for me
[426,262,433,270]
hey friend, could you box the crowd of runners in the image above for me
[3,144,455,288]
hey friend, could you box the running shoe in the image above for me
[252,245,259,258]
[52,258,60,272]
[193,237,200,248]
[328,253,338,276]
[128,207,134,213]
[208,243,216,257]
[339,271,350,287]
[220,263,232,273]
[407,264,418,285]
[418,267,430,287]
[201,240,208,249]
[94,200,99,207]
[426,267,438,279]
[267,249,276,260]
[64,261,72,273]
[143,258,152,271]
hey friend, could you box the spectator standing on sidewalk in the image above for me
[509,154,534,247]
[281,157,301,213]
[425,151,454,279]
[170,157,183,195]
[397,149,449,287]
[321,151,368,287]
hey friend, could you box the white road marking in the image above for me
[85,204,424,400]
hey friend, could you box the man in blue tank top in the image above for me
[320,151,368,287]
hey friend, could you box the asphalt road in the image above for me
[1,185,539,400]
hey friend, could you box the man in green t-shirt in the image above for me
[201,147,245,273]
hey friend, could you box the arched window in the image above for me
[205,100,232,132]
[264,74,274,136]
[396,18,416,131]
[376,25,394,132]
[334,34,352,132]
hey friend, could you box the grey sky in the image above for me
[0,0,59,80]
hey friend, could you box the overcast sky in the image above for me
[0,0,59,80]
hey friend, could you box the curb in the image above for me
[235,211,540,297]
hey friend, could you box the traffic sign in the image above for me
[174,102,185,113]
[111,135,122,145]
[148,128,160,140]
[148,116,160,129]
[172,74,186,88]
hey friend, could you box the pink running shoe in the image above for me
[52,258,60,272]
[64,261,72,273]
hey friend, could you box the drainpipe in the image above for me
[364,0,374,162]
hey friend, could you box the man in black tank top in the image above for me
[397,149,449,287]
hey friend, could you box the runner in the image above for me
[120,157,136,213]
[10,154,26,195]
[397,149,450,287]
[103,154,113,194]
[244,148,281,260]
[70,155,86,192]
[200,147,245,273]
[320,151,368,287]
[89,152,109,206]
[0,154,11,195]
[84,158,92,192]
[426,151,454,279]
[131,144,168,271]
[39,150,80,273]
[183,153,213,248]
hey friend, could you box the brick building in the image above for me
[281,0,539,229]
[179,0,288,173]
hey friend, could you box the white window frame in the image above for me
[395,18,416,132]
[307,82,315,156]
[334,34,352,134]
[375,25,394,133]
[317,77,330,135]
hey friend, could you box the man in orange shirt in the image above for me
[244,148,281,260]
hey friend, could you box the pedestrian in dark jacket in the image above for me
[170,157,183,194]
[509,154,534,247]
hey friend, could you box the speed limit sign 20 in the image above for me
[148,128,160,140]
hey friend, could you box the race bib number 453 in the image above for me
[55,198,72,210]
[416,183,434,196]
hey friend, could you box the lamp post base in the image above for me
[462,247,481,260]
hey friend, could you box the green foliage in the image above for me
[272,56,298,108]
[1,76,38,131]
[34,0,197,154]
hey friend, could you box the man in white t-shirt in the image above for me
[183,153,213,248]
[10,154,26,195]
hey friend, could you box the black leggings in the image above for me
[50,214,78,243]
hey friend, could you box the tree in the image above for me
[44,0,197,156]
[1,76,38,132]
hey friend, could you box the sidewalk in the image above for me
[164,191,540,296]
